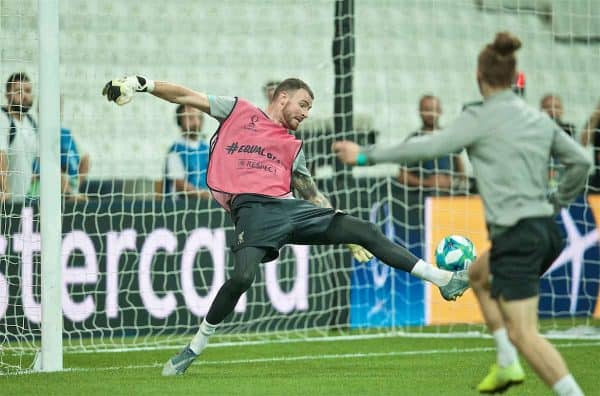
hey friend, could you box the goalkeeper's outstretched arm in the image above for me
[102,75,210,113]
[151,81,210,113]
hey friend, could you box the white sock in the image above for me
[553,374,584,396]
[492,328,518,368]
[189,318,218,355]
[410,259,452,287]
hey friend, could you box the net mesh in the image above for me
[1,0,600,374]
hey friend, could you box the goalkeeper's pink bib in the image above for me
[206,98,302,211]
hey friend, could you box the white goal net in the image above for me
[1,0,599,374]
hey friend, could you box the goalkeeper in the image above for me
[334,32,589,396]
[102,76,469,376]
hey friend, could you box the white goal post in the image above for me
[37,0,62,373]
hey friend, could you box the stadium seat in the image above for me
[9,0,592,184]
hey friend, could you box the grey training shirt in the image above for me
[207,95,311,178]
[364,90,592,237]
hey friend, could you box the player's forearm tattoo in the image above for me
[292,172,333,208]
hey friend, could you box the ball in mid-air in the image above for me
[435,235,476,272]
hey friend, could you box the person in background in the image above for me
[539,94,576,187]
[162,104,211,199]
[580,101,600,190]
[263,80,280,104]
[30,95,89,200]
[540,94,576,137]
[397,95,465,194]
[0,72,38,203]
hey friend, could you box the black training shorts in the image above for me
[489,216,563,301]
[230,194,342,262]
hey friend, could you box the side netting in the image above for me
[0,0,42,373]
[2,0,600,374]
[349,0,600,337]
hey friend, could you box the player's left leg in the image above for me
[318,214,469,300]
[470,251,524,393]
[498,296,583,395]
[204,246,265,324]
[162,246,266,376]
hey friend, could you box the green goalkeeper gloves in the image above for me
[346,244,373,263]
[102,75,155,105]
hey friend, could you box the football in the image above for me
[435,235,477,271]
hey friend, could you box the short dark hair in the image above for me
[418,94,439,109]
[6,72,30,93]
[540,94,560,106]
[272,78,314,101]
[175,104,202,128]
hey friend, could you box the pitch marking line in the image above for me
[15,341,600,376]
[64,328,600,355]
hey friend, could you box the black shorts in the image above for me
[490,216,563,301]
[230,194,342,262]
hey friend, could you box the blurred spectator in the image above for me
[28,95,89,201]
[0,72,38,203]
[30,129,90,200]
[397,95,465,193]
[30,95,90,200]
[580,101,600,190]
[59,95,89,198]
[60,126,90,198]
[162,104,211,199]
[540,94,575,187]
[263,80,280,104]
[540,94,576,137]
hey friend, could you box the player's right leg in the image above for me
[489,217,582,395]
[319,214,469,300]
[162,246,266,376]
[498,296,582,395]
[470,251,524,393]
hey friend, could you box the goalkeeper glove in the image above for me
[102,75,155,105]
[346,244,373,263]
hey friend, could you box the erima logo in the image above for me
[237,231,244,244]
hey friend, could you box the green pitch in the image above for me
[2,336,598,396]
